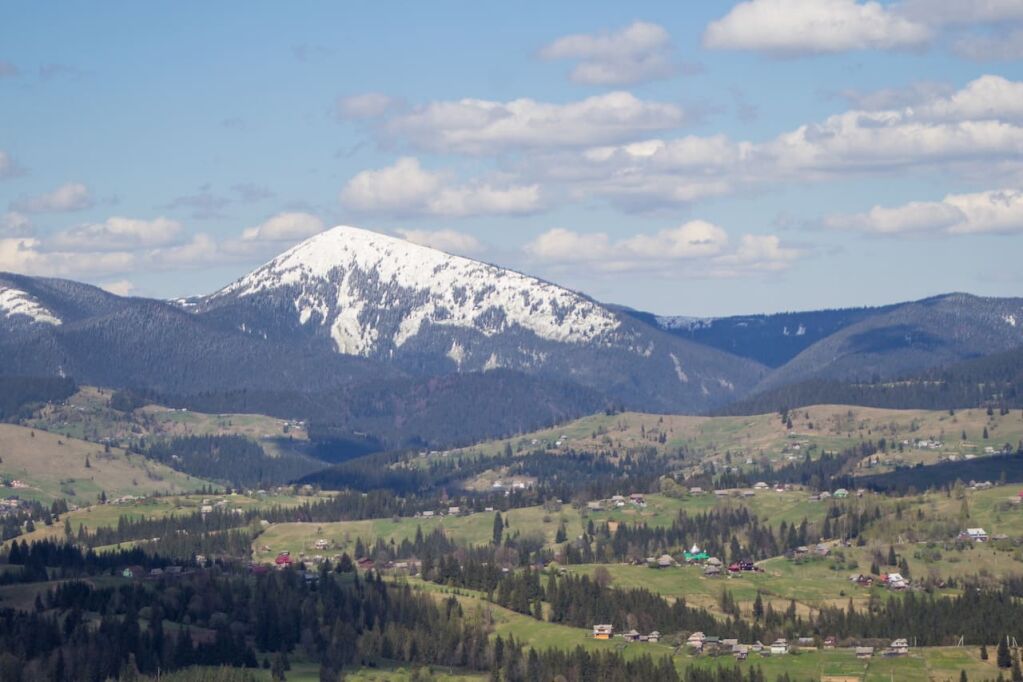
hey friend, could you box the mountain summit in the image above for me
[203,225,621,357]
[195,225,763,411]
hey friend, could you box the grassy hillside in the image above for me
[438,405,1023,476]
[0,423,208,504]
[25,386,309,458]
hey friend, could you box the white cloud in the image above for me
[912,75,1023,122]
[710,235,801,275]
[826,188,1023,236]
[99,279,135,296]
[523,221,795,276]
[336,92,401,119]
[147,233,221,269]
[383,91,685,155]
[239,212,324,242]
[1,211,31,236]
[11,182,93,213]
[340,157,541,217]
[49,217,184,252]
[557,75,1023,208]
[0,237,136,278]
[539,21,677,85]
[395,229,485,256]
[704,0,931,54]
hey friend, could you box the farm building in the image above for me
[959,528,989,542]
[592,624,613,640]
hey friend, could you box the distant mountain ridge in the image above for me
[1,226,1021,448]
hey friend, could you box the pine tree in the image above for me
[982,644,989,660]
[998,637,1012,668]
[492,512,504,545]
[887,545,897,566]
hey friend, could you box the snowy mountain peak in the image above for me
[211,225,621,357]
[0,284,61,326]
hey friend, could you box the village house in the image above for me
[960,527,989,542]
[647,631,661,643]
[122,565,145,579]
[796,637,816,649]
[849,573,874,587]
[274,552,293,568]
[704,564,722,577]
[856,646,874,659]
[769,639,789,655]
[686,632,706,651]
[753,481,769,490]
[823,636,837,649]
[592,624,613,640]
[623,629,641,642]
[886,638,910,656]
[656,553,674,568]
[883,572,908,590]
[314,538,330,550]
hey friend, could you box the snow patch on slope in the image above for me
[0,286,61,326]
[216,225,621,356]
[669,353,689,383]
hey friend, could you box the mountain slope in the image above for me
[633,303,899,368]
[755,293,1023,391]
[194,226,766,412]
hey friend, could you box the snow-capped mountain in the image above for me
[193,226,765,412]
[204,226,622,357]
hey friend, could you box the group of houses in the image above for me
[641,544,761,577]
[121,565,187,580]
[587,493,647,511]
[590,625,660,643]
[683,632,909,659]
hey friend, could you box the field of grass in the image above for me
[252,504,587,562]
[0,423,209,505]
[27,386,308,443]
[4,490,332,549]
[431,405,1023,476]
[585,490,831,530]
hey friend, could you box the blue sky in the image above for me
[2,0,1023,316]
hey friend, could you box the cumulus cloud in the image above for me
[336,92,401,119]
[825,188,1023,236]
[381,91,685,155]
[340,157,541,217]
[1,211,31,236]
[539,21,677,85]
[239,212,325,243]
[0,237,136,278]
[395,229,485,256]
[49,217,184,252]
[99,280,135,296]
[704,0,931,54]
[553,75,1023,209]
[11,182,93,213]
[523,221,797,276]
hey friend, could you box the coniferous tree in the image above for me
[998,637,1012,668]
